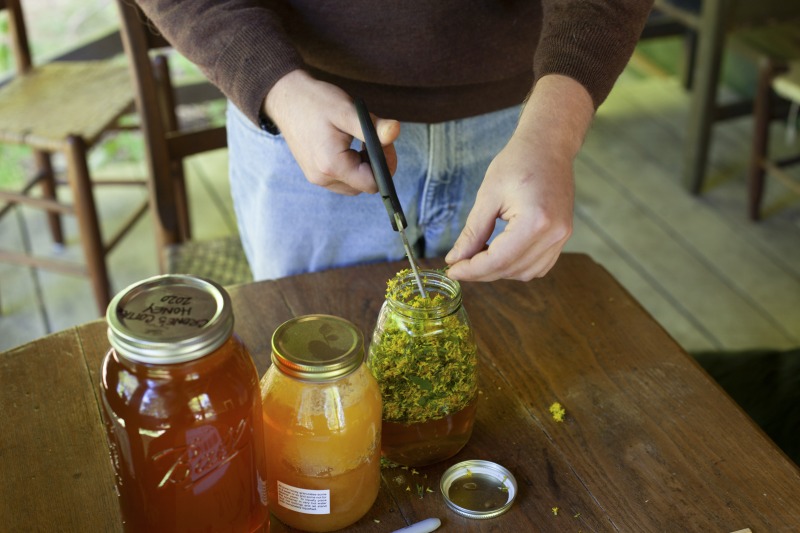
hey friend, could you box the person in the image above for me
[133,0,654,282]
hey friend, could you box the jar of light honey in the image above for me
[100,275,268,533]
[260,315,381,532]
[367,269,479,467]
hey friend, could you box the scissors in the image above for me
[354,97,427,297]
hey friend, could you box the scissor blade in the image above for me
[395,214,427,297]
[355,97,427,298]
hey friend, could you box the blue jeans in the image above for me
[226,102,519,280]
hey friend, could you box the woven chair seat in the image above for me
[166,235,253,287]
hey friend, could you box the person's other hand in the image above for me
[444,75,595,282]
[444,135,574,281]
[264,69,400,195]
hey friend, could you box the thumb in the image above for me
[365,116,400,175]
[374,117,401,145]
[346,101,400,145]
[445,206,496,264]
[343,100,401,185]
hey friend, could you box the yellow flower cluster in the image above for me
[549,402,566,422]
[369,270,477,423]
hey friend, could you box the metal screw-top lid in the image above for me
[271,314,364,382]
[106,274,233,364]
[440,460,517,519]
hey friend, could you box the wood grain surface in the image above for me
[2,254,798,532]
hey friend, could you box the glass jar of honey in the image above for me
[367,269,479,467]
[100,275,268,533]
[260,315,381,532]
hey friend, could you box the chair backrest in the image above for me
[653,0,800,32]
[115,0,227,267]
[730,0,800,30]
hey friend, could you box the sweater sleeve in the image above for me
[534,0,654,109]
[133,0,304,125]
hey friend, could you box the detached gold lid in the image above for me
[440,460,517,519]
[271,314,364,381]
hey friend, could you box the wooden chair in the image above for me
[742,24,800,220]
[640,3,700,90]
[645,0,800,194]
[0,0,146,314]
[114,0,250,284]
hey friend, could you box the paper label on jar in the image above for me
[277,481,330,514]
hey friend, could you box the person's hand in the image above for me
[444,75,595,282]
[264,69,400,195]
[444,134,575,281]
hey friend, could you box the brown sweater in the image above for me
[135,0,653,125]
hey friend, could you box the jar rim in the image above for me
[106,274,233,365]
[271,314,364,381]
[386,269,462,318]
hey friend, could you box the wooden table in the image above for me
[2,254,798,532]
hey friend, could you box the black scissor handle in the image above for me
[354,97,406,231]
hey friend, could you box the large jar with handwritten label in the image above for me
[260,315,381,532]
[100,274,268,533]
[368,269,479,467]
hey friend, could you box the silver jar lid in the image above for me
[106,274,233,364]
[440,460,517,519]
[271,314,364,381]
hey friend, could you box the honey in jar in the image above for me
[260,315,381,532]
[100,275,268,533]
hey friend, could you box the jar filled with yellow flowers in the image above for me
[367,269,479,467]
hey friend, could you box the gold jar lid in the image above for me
[106,274,233,364]
[271,314,364,381]
[440,460,517,519]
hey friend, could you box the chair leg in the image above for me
[680,29,698,91]
[748,60,776,222]
[748,59,793,221]
[64,135,111,314]
[682,0,728,195]
[154,55,192,242]
[33,150,64,245]
[171,159,191,242]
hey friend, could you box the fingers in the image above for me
[316,144,379,195]
[316,110,401,195]
[446,213,572,282]
[270,73,402,196]
[446,238,563,282]
[445,191,500,264]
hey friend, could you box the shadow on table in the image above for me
[692,347,800,466]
